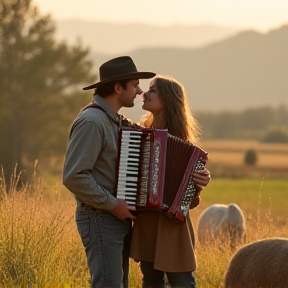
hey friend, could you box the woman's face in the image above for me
[142,79,163,113]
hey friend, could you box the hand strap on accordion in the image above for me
[80,102,141,129]
[69,102,121,139]
[81,102,120,126]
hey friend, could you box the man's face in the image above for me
[119,79,143,108]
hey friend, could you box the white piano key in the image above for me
[118,188,138,192]
[118,164,139,169]
[126,201,136,205]
[121,135,142,139]
[122,131,143,135]
[119,170,139,174]
[118,176,138,182]
[122,146,141,150]
[120,147,140,151]
[117,193,137,198]
[119,165,139,170]
[118,172,139,177]
[117,182,138,187]
[121,137,141,142]
[117,187,137,192]
[119,158,139,163]
[117,194,137,198]
[120,146,140,151]
[122,143,141,147]
[121,142,140,146]
[119,162,140,167]
[120,148,140,153]
[124,196,137,201]
[120,152,140,157]
[117,190,137,196]
[119,161,139,166]
[119,155,138,159]
[121,136,142,140]
[118,173,138,177]
[118,167,139,172]
[120,147,140,152]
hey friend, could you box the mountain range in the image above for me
[55,20,241,54]
[55,20,288,121]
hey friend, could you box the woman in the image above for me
[129,75,211,288]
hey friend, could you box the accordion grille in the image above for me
[162,135,195,208]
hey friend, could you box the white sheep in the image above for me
[223,237,288,288]
[197,203,246,250]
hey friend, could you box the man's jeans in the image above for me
[140,261,196,288]
[75,210,131,288]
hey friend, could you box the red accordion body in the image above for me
[116,127,208,221]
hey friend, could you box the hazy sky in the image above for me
[34,0,288,31]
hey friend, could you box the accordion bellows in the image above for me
[116,127,208,221]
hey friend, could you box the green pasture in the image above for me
[198,178,288,216]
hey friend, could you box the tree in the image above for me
[0,0,96,182]
[261,128,288,143]
[244,149,258,166]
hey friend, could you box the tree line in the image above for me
[1,0,287,183]
[196,105,288,142]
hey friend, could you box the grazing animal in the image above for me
[197,203,246,250]
[223,238,288,288]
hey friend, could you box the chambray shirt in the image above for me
[63,96,121,211]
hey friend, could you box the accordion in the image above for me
[115,127,208,221]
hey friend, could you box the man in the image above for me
[63,56,156,288]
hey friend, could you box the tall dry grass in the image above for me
[0,165,90,288]
[1,164,287,288]
[0,164,143,288]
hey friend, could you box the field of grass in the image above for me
[197,178,288,215]
[0,139,287,288]
[190,177,288,288]
[200,140,288,178]
[1,172,287,288]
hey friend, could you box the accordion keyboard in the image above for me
[116,130,143,206]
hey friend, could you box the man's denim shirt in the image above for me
[63,96,121,211]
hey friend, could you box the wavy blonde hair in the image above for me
[141,75,202,143]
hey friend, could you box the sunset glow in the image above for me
[34,0,288,31]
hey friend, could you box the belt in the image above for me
[76,204,107,213]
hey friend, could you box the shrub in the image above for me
[261,128,288,143]
[244,149,258,166]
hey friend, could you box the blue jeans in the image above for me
[140,261,196,288]
[75,210,131,288]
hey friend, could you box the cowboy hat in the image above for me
[83,56,156,90]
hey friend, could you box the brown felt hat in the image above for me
[83,56,156,90]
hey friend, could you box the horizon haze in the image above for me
[35,0,288,32]
[31,0,288,120]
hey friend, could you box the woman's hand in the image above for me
[192,169,211,187]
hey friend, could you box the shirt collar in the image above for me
[92,95,121,124]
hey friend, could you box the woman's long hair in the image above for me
[141,75,202,143]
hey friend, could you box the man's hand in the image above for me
[110,199,137,221]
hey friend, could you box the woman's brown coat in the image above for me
[129,210,197,272]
